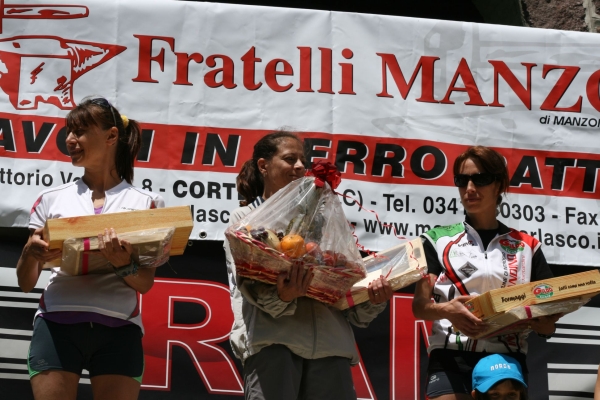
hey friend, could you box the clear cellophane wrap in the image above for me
[333,238,428,309]
[225,176,367,304]
[57,227,175,275]
[472,294,597,339]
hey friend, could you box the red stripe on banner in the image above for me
[2,111,600,199]
[82,237,90,275]
[442,232,470,296]
[525,305,532,319]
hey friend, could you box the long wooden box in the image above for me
[471,293,599,339]
[465,269,600,319]
[333,238,427,310]
[43,206,193,256]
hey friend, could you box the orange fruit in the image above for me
[305,242,321,255]
[280,234,306,258]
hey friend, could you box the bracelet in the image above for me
[113,259,139,278]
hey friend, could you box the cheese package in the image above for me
[44,206,193,255]
[465,269,600,319]
[43,206,193,274]
[471,294,597,339]
[333,238,427,310]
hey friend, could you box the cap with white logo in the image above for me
[472,354,527,393]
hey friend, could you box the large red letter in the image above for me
[540,64,582,112]
[376,54,439,102]
[133,35,175,83]
[141,279,243,395]
[488,61,536,110]
[440,58,487,106]
[390,294,432,400]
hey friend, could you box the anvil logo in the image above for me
[0,35,126,109]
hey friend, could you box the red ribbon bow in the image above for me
[306,161,342,189]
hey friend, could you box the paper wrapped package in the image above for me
[225,175,367,304]
[333,238,427,309]
[471,294,596,339]
[57,227,175,275]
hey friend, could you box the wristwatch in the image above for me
[113,258,140,278]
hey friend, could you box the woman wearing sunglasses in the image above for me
[412,146,560,399]
[16,97,164,400]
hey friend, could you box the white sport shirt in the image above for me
[422,220,552,355]
[29,179,165,331]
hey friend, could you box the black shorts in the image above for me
[28,317,144,382]
[425,349,527,397]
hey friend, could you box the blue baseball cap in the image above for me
[472,354,527,393]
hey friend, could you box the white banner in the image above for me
[1,0,600,265]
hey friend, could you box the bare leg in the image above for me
[31,370,80,400]
[91,375,141,400]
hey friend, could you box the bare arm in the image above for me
[16,227,61,293]
[122,266,156,294]
[412,273,486,338]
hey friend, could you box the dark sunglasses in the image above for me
[454,173,497,187]
[86,97,118,127]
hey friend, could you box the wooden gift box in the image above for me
[465,269,600,319]
[471,293,599,339]
[333,238,427,310]
[43,206,194,274]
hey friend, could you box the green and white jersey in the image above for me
[422,220,552,355]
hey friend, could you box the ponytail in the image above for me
[114,117,141,184]
[236,159,263,207]
[236,130,302,207]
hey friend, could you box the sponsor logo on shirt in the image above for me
[499,239,525,254]
[458,262,478,277]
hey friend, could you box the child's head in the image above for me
[471,354,528,400]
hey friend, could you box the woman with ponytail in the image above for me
[224,131,393,400]
[17,96,164,400]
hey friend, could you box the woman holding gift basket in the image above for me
[412,145,560,399]
[16,97,164,400]
[224,131,393,400]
